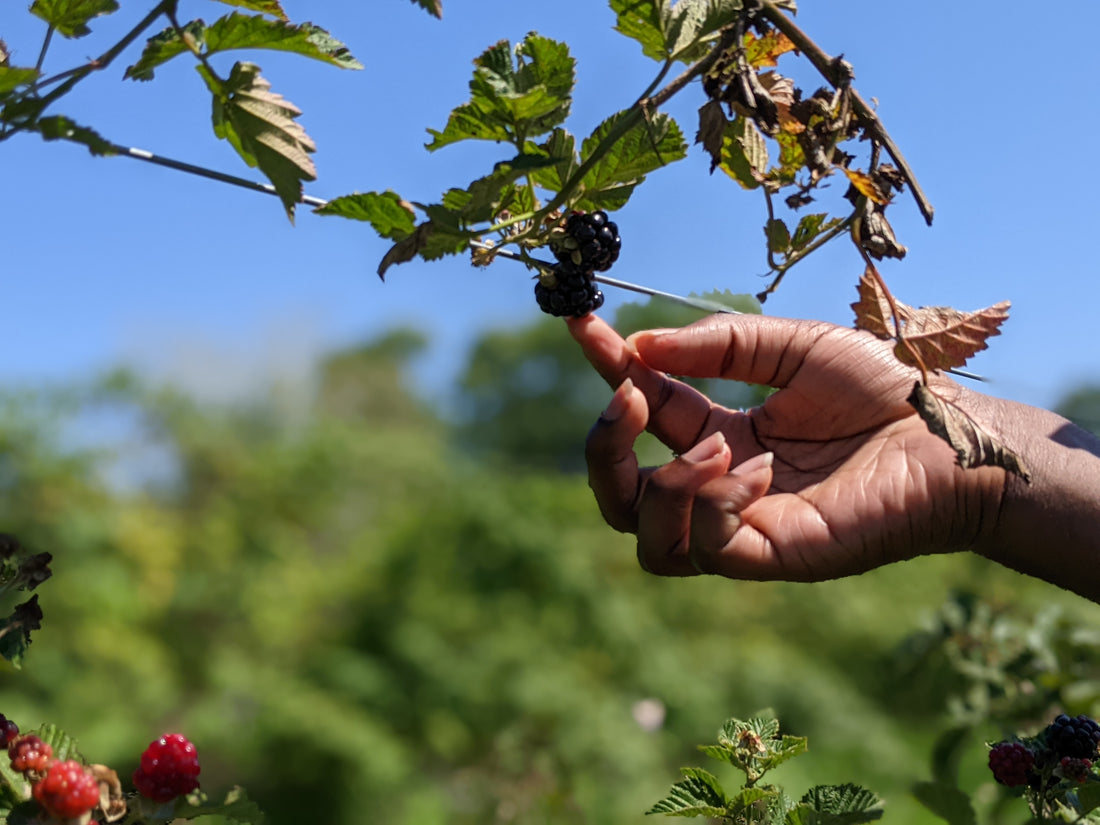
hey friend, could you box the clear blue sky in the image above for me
[3,1,1099,411]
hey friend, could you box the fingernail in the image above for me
[624,329,675,354]
[602,378,634,422]
[731,451,774,475]
[680,431,727,464]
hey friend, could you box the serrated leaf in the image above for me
[199,61,316,222]
[125,20,206,81]
[610,0,668,62]
[646,766,729,817]
[34,115,116,156]
[427,34,574,150]
[29,0,118,38]
[315,191,416,240]
[911,781,975,825]
[576,110,686,210]
[744,29,797,68]
[0,595,42,668]
[0,745,31,810]
[791,213,839,251]
[852,271,1010,371]
[0,67,40,97]
[908,383,1032,481]
[529,129,579,193]
[203,14,362,69]
[696,99,728,172]
[411,0,443,18]
[33,724,83,763]
[176,786,266,824]
[210,0,287,19]
[842,168,890,205]
[665,0,744,63]
[377,220,468,279]
[801,784,882,821]
[718,116,767,189]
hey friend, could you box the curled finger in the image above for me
[585,378,650,533]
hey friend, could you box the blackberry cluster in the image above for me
[535,210,620,318]
[9,734,52,775]
[133,733,201,803]
[988,742,1035,787]
[1060,756,1094,784]
[534,262,605,318]
[550,210,621,272]
[0,714,18,748]
[1046,713,1100,760]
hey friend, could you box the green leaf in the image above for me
[427,33,574,151]
[790,213,840,252]
[766,218,790,254]
[576,111,686,211]
[529,128,580,196]
[33,723,84,763]
[411,0,443,17]
[610,0,668,62]
[719,117,767,189]
[210,0,288,19]
[377,220,469,279]
[175,786,267,824]
[1074,780,1100,815]
[800,784,882,825]
[0,67,39,97]
[665,0,744,63]
[203,14,362,69]
[440,163,531,224]
[34,115,116,156]
[911,781,976,825]
[315,191,417,240]
[29,0,118,38]
[125,20,206,82]
[929,726,971,787]
[646,766,729,817]
[198,61,317,222]
[0,744,31,812]
[0,596,42,668]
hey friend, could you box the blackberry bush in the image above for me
[132,732,201,803]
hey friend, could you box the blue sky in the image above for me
[3,1,1099,412]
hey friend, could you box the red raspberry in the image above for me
[9,734,53,775]
[0,714,19,747]
[989,741,1035,786]
[32,759,99,819]
[132,733,200,803]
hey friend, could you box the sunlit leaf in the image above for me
[410,0,443,18]
[718,116,767,188]
[842,168,890,205]
[576,110,686,210]
[29,0,118,38]
[743,29,797,67]
[529,128,580,194]
[800,784,883,825]
[646,766,729,817]
[33,115,116,156]
[0,67,40,97]
[765,218,790,254]
[203,14,362,69]
[908,383,1031,480]
[791,213,841,251]
[210,0,288,19]
[198,61,317,222]
[125,20,207,81]
[609,0,668,61]
[315,191,417,240]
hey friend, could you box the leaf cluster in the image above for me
[648,711,883,825]
[0,535,50,671]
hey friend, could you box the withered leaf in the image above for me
[696,99,729,172]
[743,30,797,68]
[851,271,1010,371]
[758,71,803,135]
[908,383,1031,481]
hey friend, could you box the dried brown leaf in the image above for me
[758,71,803,135]
[851,268,913,339]
[743,30,797,68]
[908,383,1031,481]
[894,301,1010,371]
[696,99,729,172]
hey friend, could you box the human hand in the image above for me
[567,312,1007,581]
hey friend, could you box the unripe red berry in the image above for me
[132,733,200,803]
[32,759,99,819]
[1060,756,1093,784]
[9,734,53,775]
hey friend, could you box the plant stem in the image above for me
[757,0,934,226]
[34,26,54,74]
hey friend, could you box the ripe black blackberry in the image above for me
[1046,714,1100,759]
[534,261,604,318]
[550,210,621,272]
[988,741,1035,787]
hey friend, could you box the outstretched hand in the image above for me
[566,312,1007,581]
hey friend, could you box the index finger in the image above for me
[566,314,719,453]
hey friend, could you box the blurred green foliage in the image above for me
[0,304,1096,825]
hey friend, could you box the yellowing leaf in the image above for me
[743,30,797,68]
[908,383,1030,480]
[842,168,890,204]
